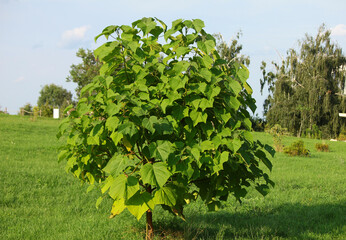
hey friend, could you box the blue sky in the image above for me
[1,0,345,115]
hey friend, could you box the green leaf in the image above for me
[103,154,129,176]
[233,139,243,153]
[192,19,205,33]
[199,68,212,82]
[96,196,104,209]
[95,25,118,41]
[176,47,190,57]
[149,141,173,161]
[244,82,253,94]
[227,96,241,111]
[137,17,157,36]
[190,109,207,126]
[108,175,139,200]
[197,40,215,54]
[202,55,213,68]
[153,186,177,207]
[155,17,167,31]
[200,140,214,152]
[220,151,229,165]
[126,191,154,220]
[237,64,249,83]
[105,116,120,132]
[87,135,99,145]
[91,123,104,136]
[255,184,270,196]
[227,80,243,95]
[255,150,273,171]
[106,103,121,116]
[111,198,126,216]
[77,103,90,116]
[191,147,200,161]
[118,122,138,137]
[110,132,123,145]
[264,144,276,157]
[108,174,127,199]
[140,162,171,187]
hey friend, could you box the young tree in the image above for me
[66,48,102,97]
[261,25,346,138]
[58,18,274,239]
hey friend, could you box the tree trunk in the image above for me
[146,210,154,240]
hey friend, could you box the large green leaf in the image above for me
[149,141,173,161]
[192,19,205,33]
[106,103,120,116]
[126,191,155,220]
[105,116,120,132]
[103,154,129,176]
[108,174,139,200]
[237,64,249,83]
[140,162,171,187]
[190,109,207,126]
[153,186,177,206]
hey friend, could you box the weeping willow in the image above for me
[261,25,346,138]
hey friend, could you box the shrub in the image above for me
[303,124,322,139]
[40,103,53,117]
[267,124,287,152]
[338,126,346,141]
[315,143,329,152]
[283,140,310,157]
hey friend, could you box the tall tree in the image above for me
[37,84,72,108]
[261,25,346,138]
[66,48,101,97]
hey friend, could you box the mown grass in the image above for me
[0,114,345,239]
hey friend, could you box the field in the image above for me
[0,114,345,239]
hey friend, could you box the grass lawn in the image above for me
[0,114,345,239]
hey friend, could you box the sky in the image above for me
[1,0,346,115]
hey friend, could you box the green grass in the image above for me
[0,114,345,239]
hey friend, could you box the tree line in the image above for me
[28,24,346,140]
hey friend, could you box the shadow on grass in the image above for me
[153,202,346,239]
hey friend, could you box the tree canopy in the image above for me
[66,48,101,97]
[37,84,72,108]
[261,25,346,138]
[58,18,274,239]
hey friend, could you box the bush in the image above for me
[283,140,310,157]
[40,103,53,117]
[303,124,322,139]
[315,143,329,152]
[338,126,346,141]
[267,124,287,152]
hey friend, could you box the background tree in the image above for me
[37,84,72,117]
[66,48,102,97]
[58,18,274,239]
[261,25,346,138]
[38,84,72,107]
[21,103,33,115]
[214,32,250,67]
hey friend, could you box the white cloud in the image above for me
[59,25,90,48]
[14,76,25,83]
[331,24,346,36]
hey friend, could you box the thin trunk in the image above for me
[146,210,154,240]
